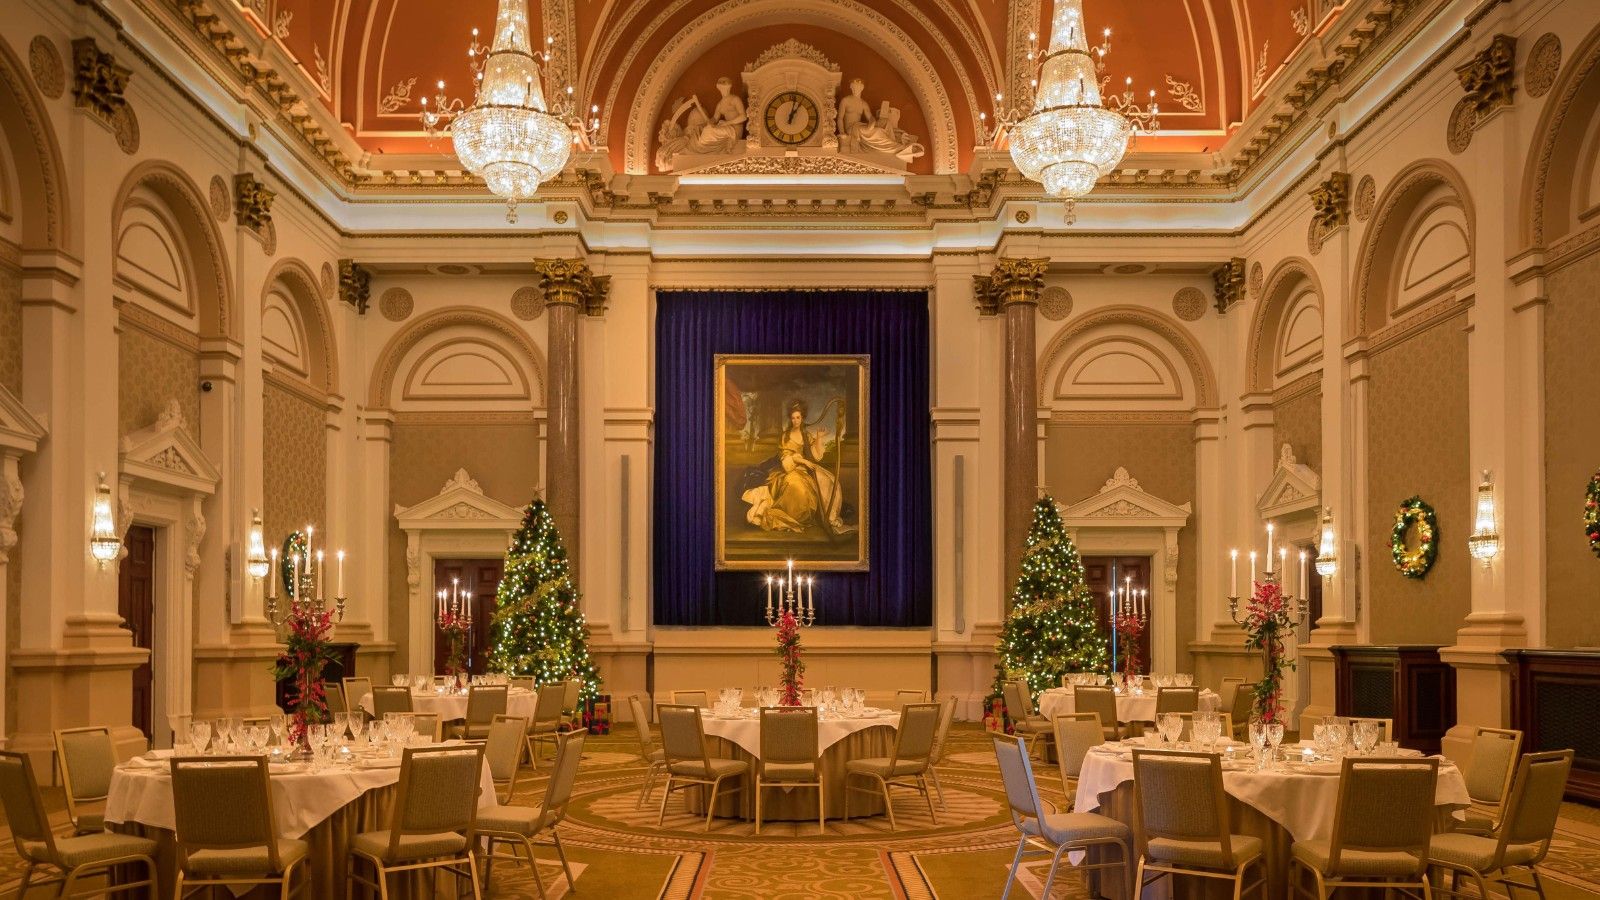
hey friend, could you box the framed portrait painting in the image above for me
[714,354,868,570]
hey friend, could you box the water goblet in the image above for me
[1266,720,1285,767]
[349,715,367,746]
[1353,720,1380,756]
[212,717,234,753]
[1248,719,1267,768]
[190,720,212,755]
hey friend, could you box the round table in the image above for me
[686,709,900,821]
[105,744,498,898]
[1071,740,1471,899]
[1038,687,1219,724]
[358,688,539,722]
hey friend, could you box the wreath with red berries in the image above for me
[1586,471,1600,559]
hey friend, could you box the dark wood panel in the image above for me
[1333,645,1455,754]
[1083,555,1152,674]
[118,525,156,741]
[1504,649,1600,804]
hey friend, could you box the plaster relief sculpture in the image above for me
[656,77,748,173]
[836,78,924,164]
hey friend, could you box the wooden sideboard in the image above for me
[1331,645,1456,754]
[1503,649,1600,804]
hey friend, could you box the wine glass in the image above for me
[349,714,367,746]
[1158,713,1183,746]
[1248,719,1267,768]
[267,713,286,748]
[1266,720,1285,765]
[189,720,212,755]
[332,712,350,744]
[213,717,234,754]
[1353,720,1380,756]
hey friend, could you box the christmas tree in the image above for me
[490,499,602,703]
[992,497,1109,703]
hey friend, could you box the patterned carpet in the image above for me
[3,725,1599,899]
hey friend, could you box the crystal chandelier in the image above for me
[419,0,599,222]
[1002,0,1158,217]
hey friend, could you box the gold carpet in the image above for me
[3,725,1599,899]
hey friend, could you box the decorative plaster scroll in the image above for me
[1213,258,1246,313]
[185,509,205,575]
[71,37,130,123]
[1456,34,1516,118]
[234,173,274,230]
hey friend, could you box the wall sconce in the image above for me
[89,472,121,566]
[246,508,271,580]
[1314,506,1338,577]
[1468,469,1501,566]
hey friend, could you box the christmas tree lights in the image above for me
[489,499,602,702]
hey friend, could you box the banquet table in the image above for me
[1071,740,1471,900]
[358,687,538,722]
[1038,687,1219,724]
[685,708,900,821]
[104,744,498,898]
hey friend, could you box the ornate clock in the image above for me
[763,90,819,145]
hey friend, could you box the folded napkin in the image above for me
[123,755,172,771]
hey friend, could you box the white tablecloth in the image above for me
[357,688,538,721]
[1038,687,1218,724]
[104,745,499,839]
[1072,741,1470,843]
[699,708,900,758]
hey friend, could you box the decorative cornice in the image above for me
[1456,33,1516,119]
[337,259,371,315]
[1212,258,1246,314]
[233,172,274,230]
[71,37,131,125]
[972,257,1047,315]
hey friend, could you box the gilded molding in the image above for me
[233,173,274,230]
[1212,258,1246,314]
[1455,34,1516,119]
[338,259,371,315]
[972,257,1047,315]
[532,259,609,316]
[70,37,131,124]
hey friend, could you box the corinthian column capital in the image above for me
[533,258,610,315]
[974,257,1049,314]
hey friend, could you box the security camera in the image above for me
[201,380,214,392]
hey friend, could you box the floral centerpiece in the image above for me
[269,532,337,746]
[775,608,805,706]
[438,608,472,677]
[1113,611,1145,686]
[1241,577,1296,724]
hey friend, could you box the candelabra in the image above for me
[436,577,475,679]
[264,525,347,626]
[1226,523,1311,627]
[1225,569,1310,627]
[764,560,816,627]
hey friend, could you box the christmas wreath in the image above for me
[1391,496,1438,579]
[1585,471,1600,559]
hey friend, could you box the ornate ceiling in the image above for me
[248,0,1341,175]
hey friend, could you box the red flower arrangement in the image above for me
[1242,579,1296,724]
[438,610,472,677]
[1113,612,1146,684]
[271,602,337,744]
[775,608,805,706]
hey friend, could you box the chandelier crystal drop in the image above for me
[446,0,573,222]
[1006,0,1155,213]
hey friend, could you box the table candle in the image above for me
[336,550,345,599]
[807,576,815,614]
[765,576,773,616]
[1230,549,1238,597]
[269,549,279,599]
[1249,551,1257,586]
[315,550,325,599]
[1302,746,1316,764]
[1299,550,1308,600]
[290,554,300,600]
[1266,523,1275,573]
[1278,547,1287,584]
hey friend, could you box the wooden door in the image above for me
[433,559,503,675]
[1081,555,1153,674]
[119,525,156,741]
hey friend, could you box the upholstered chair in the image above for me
[1051,712,1105,805]
[528,683,569,767]
[478,729,590,899]
[1429,750,1573,900]
[993,732,1131,900]
[347,745,486,899]
[656,704,749,831]
[1074,685,1123,741]
[671,690,709,708]
[171,755,307,897]
[628,693,667,808]
[925,695,959,810]
[843,702,941,830]
[1288,758,1439,900]
[342,677,374,722]
[756,706,824,834]
[1002,680,1055,759]
[450,685,509,741]
[0,750,159,898]
[1458,726,1523,835]
[1154,686,1199,715]
[894,689,927,712]
[1217,676,1246,713]
[1132,750,1266,900]
[53,726,116,835]
[485,715,529,804]
[371,685,414,719]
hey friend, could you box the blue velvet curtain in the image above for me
[653,290,932,627]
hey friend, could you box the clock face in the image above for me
[764,91,819,145]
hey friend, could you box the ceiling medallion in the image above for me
[991,0,1159,222]
[417,0,600,222]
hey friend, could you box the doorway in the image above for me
[433,558,503,675]
[119,525,156,741]
[1081,555,1153,674]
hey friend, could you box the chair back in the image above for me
[325,682,348,715]
[759,706,819,766]
[1001,680,1033,723]
[1075,686,1119,734]
[171,756,282,871]
[562,679,581,711]
[540,729,589,826]
[928,696,959,764]
[1217,676,1246,712]
[411,713,441,742]
[343,677,374,719]
[1492,750,1573,865]
[54,726,116,807]
[0,751,58,859]
[464,685,509,728]
[894,690,927,712]
[485,715,527,787]
[386,745,485,856]
[628,694,657,755]
[1229,682,1256,729]
[510,676,537,693]
[1155,687,1199,715]
[1465,727,1522,805]
[1325,758,1437,876]
[372,685,414,718]
[1052,713,1105,780]
[657,704,712,775]
[672,690,709,708]
[888,703,941,771]
[1132,750,1240,867]
[992,732,1047,829]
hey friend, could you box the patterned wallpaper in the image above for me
[1543,252,1600,647]
[1045,422,1198,671]
[118,325,200,437]
[0,264,20,395]
[262,382,326,548]
[387,422,542,669]
[1365,314,1471,644]
[1274,387,1322,475]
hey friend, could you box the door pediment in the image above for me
[1256,444,1321,519]
[394,468,525,532]
[119,400,219,495]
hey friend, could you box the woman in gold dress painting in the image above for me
[742,400,856,537]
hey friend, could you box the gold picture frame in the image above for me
[714,354,869,571]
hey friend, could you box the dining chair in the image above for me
[1288,757,1439,900]
[925,695,959,810]
[510,676,537,694]
[562,678,582,716]
[656,704,749,831]
[1229,682,1256,739]
[628,694,667,809]
[671,690,709,708]
[1458,726,1524,835]
[528,683,569,767]
[1074,685,1122,741]
[485,715,529,804]
[348,744,486,900]
[371,685,414,720]
[1051,712,1104,806]
[1131,749,1265,900]
[843,701,941,831]
[1217,676,1247,713]
[53,726,116,835]
[410,713,442,743]
[450,684,509,740]
[992,732,1131,900]
[342,676,374,721]
[325,682,348,716]
[478,729,588,899]
[894,689,927,712]
[755,706,825,834]
[1002,680,1055,760]
[0,750,160,899]
[1154,686,1199,715]
[171,755,307,898]
[1428,749,1573,900]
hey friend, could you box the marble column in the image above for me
[533,259,605,570]
[980,258,1049,597]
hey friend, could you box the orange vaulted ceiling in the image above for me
[253,0,1320,169]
